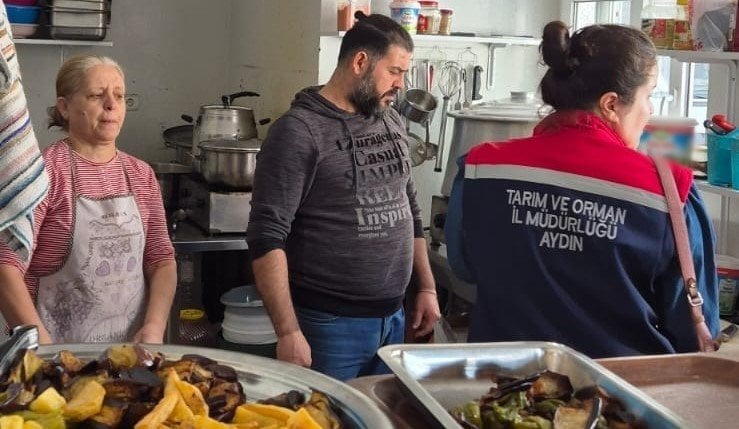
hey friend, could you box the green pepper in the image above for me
[514,415,553,429]
[463,401,483,428]
[482,409,505,429]
[12,410,67,429]
[533,398,566,419]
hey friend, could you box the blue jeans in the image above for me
[295,306,405,381]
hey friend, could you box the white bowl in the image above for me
[10,23,38,38]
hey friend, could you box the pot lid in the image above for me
[449,91,549,122]
[198,138,262,152]
[221,285,263,308]
[200,104,254,112]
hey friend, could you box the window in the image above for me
[572,0,631,27]
[572,0,711,131]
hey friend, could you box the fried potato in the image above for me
[28,387,66,414]
[287,407,323,429]
[0,415,24,429]
[133,392,178,429]
[63,379,106,422]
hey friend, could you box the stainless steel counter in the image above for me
[170,220,248,253]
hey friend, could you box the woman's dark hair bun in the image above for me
[354,10,368,21]
[540,21,571,75]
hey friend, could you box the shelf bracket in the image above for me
[486,43,508,90]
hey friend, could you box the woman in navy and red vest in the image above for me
[445,21,720,358]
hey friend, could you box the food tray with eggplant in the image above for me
[0,327,392,428]
[378,342,689,429]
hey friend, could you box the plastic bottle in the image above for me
[390,0,421,34]
[672,0,693,50]
[439,9,453,35]
[642,0,677,49]
[337,0,371,32]
[175,253,214,346]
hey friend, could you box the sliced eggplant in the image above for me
[530,371,573,400]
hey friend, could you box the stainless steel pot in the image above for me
[440,95,548,196]
[198,139,261,189]
[192,105,257,152]
[398,88,438,124]
[190,91,269,171]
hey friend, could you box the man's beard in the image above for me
[350,69,395,117]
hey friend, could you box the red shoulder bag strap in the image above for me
[652,156,717,352]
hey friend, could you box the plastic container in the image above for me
[641,0,676,49]
[10,23,38,38]
[337,0,370,31]
[4,0,38,6]
[716,254,739,317]
[672,0,692,50]
[220,285,276,345]
[439,8,453,35]
[390,0,421,35]
[417,1,440,35]
[706,132,736,186]
[5,5,40,24]
[732,138,739,190]
[638,116,698,163]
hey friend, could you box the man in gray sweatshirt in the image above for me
[246,14,440,381]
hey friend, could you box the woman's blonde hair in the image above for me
[47,55,125,130]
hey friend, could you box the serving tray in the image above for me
[599,354,739,429]
[33,343,392,429]
[378,342,689,429]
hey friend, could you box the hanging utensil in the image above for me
[435,61,462,172]
[462,68,470,109]
[454,68,464,111]
[472,65,483,101]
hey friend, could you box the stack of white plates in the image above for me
[220,285,276,345]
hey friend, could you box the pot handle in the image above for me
[181,114,194,123]
[222,91,261,107]
[258,118,271,126]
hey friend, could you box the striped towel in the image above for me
[0,4,49,263]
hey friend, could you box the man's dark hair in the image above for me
[338,13,413,64]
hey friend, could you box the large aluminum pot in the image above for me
[192,105,257,155]
[198,139,261,189]
[440,94,549,196]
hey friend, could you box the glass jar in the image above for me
[337,0,371,31]
[439,8,453,35]
[417,1,440,35]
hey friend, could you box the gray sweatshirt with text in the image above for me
[246,87,423,317]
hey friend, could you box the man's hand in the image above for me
[412,291,441,338]
[276,330,312,367]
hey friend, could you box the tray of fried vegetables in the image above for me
[378,342,689,429]
[0,343,392,428]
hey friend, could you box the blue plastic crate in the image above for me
[707,133,736,186]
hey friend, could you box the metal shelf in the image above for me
[14,38,113,47]
[696,180,739,198]
[656,49,739,62]
[696,180,737,255]
[330,31,540,46]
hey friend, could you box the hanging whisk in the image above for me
[435,61,462,172]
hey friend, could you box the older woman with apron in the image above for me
[0,55,176,344]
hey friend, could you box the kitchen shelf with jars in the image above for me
[331,30,540,47]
